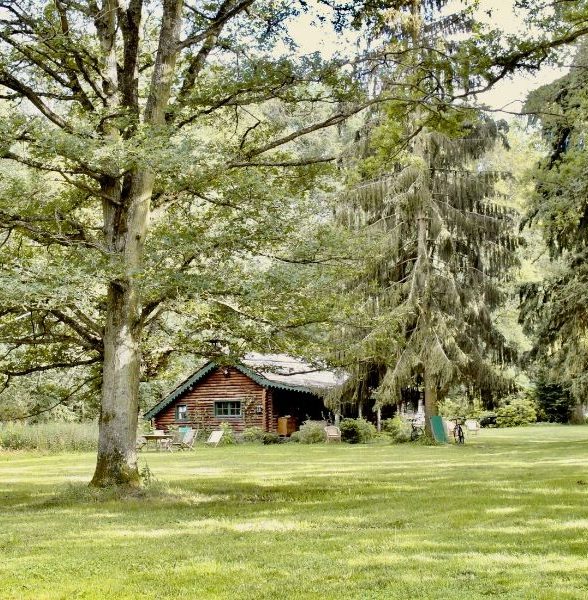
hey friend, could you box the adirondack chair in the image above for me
[205,430,224,447]
[324,425,341,443]
[173,428,198,450]
[465,419,480,435]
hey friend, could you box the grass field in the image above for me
[1,426,588,599]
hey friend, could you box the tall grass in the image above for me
[0,421,97,451]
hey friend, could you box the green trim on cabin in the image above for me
[143,361,318,421]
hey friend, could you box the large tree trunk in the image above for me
[417,206,439,437]
[91,174,152,487]
[90,0,182,487]
[91,280,142,487]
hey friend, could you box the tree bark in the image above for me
[91,279,142,487]
[90,0,183,487]
[416,206,439,436]
[91,174,152,487]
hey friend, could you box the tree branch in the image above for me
[179,0,255,50]
[49,309,103,350]
[0,70,74,132]
[1,357,100,377]
[242,99,382,158]
[228,156,337,168]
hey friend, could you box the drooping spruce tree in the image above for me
[328,3,521,433]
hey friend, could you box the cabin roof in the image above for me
[242,353,343,389]
[144,354,342,420]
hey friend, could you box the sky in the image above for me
[474,0,566,111]
[287,0,569,114]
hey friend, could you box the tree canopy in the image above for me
[520,39,588,409]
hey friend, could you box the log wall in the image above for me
[154,366,272,433]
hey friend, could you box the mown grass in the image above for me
[1,425,588,599]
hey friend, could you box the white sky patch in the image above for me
[476,66,565,114]
[284,0,569,113]
[473,0,566,112]
[282,2,356,59]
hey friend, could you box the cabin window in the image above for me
[176,404,189,421]
[214,401,242,417]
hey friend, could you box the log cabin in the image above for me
[144,354,342,435]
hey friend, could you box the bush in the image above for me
[381,416,412,443]
[217,422,237,445]
[534,380,576,423]
[289,430,301,443]
[479,412,497,428]
[0,421,98,452]
[438,397,468,420]
[339,418,376,444]
[297,421,327,444]
[495,396,537,428]
[242,427,265,443]
[439,396,483,421]
[262,432,281,445]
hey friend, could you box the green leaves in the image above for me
[521,41,588,403]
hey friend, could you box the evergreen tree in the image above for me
[328,4,521,434]
[520,41,588,414]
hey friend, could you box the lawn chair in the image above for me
[324,425,341,443]
[465,419,480,435]
[159,434,175,452]
[430,416,449,444]
[173,428,198,450]
[205,430,224,447]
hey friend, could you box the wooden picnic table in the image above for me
[141,433,174,451]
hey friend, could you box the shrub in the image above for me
[339,418,376,444]
[479,412,497,428]
[0,421,98,452]
[534,380,576,423]
[439,396,482,421]
[381,416,412,443]
[495,396,537,428]
[438,397,468,420]
[289,431,301,443]
[297,421,326,444]
[217,422,237,445]
[242,427,265,443]
[262,432,281,445]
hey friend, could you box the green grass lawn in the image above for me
[1,426,588,599]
